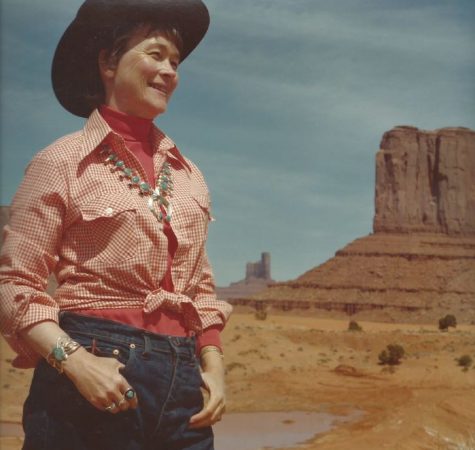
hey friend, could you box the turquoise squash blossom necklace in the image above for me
[100,144,174,225]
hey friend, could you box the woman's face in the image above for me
[100,28,180,119]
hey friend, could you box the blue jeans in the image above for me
[22,312,213,450]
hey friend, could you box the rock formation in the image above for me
[236,127,475,323]
[217,252,274,300]
[246,252,271,281]
[374,126,475,235]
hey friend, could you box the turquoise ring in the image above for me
[124,388,136,400]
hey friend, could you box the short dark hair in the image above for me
[85,22,183,110]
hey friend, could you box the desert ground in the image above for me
[1,311,475,450]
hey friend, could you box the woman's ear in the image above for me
[98,49,116,80]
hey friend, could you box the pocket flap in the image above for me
[192,193,210,209]
[79,192,137,222]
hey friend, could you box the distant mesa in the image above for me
[216,252,275,300]
[246,252,272,281]
[238,126,475,323]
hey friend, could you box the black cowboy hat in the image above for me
[52,0,209,117]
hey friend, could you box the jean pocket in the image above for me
[86,336,137,371]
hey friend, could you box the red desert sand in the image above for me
[1,312,475,450]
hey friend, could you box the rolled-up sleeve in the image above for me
[0,155,67,360]
[192,249,232,345]
[184,164,233,350]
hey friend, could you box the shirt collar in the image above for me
[150,127,192,173]
[78,109,192,174]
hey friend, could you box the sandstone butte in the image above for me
[239,126,475,324]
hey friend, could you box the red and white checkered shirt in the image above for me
[0,110,232,367]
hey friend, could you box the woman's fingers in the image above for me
[64,350,137,413]
[102,390,136,414]
[211,404,225,423]
[113,385,138,412]
[105,371,138,413]
[189,400,225,427]
[123,387,139,409]
[189,372,225,428]
[103,400,120,414]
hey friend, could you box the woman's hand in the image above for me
[19,320,137,414]
[63,348,138,413]
[189,348,226,428]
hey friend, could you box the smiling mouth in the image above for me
[149,83,168,96]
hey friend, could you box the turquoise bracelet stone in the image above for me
[52,346,67,362]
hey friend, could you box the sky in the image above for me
[1,0,474,286]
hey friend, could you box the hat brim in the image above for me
[52,0,210,118]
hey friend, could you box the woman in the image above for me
[0,1,232,449]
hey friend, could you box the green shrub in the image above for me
[254,309,267,320]
[226,362,246,372]
[378,344,405,365]
[438,314,457,331]
[348,320,363,332]
[456,354,473,370]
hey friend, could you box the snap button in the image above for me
[104,207,114,217]
[112,349,120,356]
[130,343,136,349]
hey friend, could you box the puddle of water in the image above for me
[0,410,362,449]
[0,422,23,437]
[213,410,361,450]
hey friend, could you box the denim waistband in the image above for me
[59,311,196,354]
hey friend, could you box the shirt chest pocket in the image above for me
[76,193,138,264]
[192,193,212,222]
[179,192,212,237]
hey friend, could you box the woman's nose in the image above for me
[159,60,177,76]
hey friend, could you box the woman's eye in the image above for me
[149,50,179,71]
